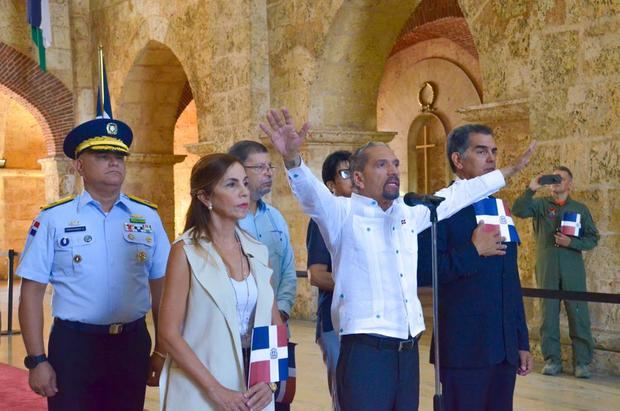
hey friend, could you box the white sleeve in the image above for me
[286,160,347,249]
[412,169,506,231]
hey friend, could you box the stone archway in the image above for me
[173,91,199,238]
[0,43,64,277]
[0,42,73,155]
[117,40,190,237]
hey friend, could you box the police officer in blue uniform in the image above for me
[17,59,170,410]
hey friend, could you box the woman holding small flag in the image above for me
[158,153,283,411]
[513,166,599,378]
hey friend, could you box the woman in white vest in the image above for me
[158,153,282,411]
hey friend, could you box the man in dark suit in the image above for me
[418,124,533,411]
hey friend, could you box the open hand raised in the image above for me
[500,141,537,179]
[259,108,310,164]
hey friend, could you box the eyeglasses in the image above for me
[244,163,276,173]
[337,169,351,179]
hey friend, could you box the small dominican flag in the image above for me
[27,0,53,71]
[248,324,289,388]
[29,220,41,237]
[473,198,520,243]
[560,212,581,237]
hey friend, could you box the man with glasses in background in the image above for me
[306,150,353,410]
[228,140,297,325]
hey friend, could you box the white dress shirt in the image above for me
[287,161,505,339]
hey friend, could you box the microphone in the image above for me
[403,192,445,207]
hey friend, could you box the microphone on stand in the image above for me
[403,192,445,207]
[402,190,446,411]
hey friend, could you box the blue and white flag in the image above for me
[96,50,113,119]
[27,0,52,71]
[560,212,581,237]
[248,324,288,387]
[473,198,520,243]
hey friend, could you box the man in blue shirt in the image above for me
[229,140,297,322]
[17,76,170,410]
[306,150,352,411]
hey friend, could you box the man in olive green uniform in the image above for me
[512,166,598,378]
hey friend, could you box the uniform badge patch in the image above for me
[29,220,41,237]
[124,223,152,233]
[547,207,557,219]
[60,237,70,247]
[65,226,86,233]
[129,214,145,224]
[106,122,118,135]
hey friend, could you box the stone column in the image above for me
[124,153,185,240]
[38,155,82,202]
[270,128,396,320]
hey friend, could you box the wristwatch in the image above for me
[268,382,278,393]
[24,354,47,370]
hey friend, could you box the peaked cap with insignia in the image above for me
[63,47,133,159]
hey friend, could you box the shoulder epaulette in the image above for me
[126,194,158,210]
[41,195,76,211]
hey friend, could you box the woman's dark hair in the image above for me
[184,153,242,243]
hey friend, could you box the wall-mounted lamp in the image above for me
[0,159,6,168]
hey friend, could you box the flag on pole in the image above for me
[248,325,288,388]
[96,46,113,119]
[27,0,52,71]
[560,212,581,237]
[473,198,520,243]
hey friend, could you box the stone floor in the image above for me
[1,285,619,410]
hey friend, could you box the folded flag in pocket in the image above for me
[473,198,520,243]
[560,212,581,237]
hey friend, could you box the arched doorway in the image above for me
[118,40,190,238]
[0,92,46,279]
[377,2,482,193]
[0,42,74,278]
[173,92,199,237]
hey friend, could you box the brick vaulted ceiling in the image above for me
[390,0,478,58]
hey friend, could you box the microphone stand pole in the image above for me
[428,203,443,411]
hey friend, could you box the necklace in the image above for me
[225,234,256,346]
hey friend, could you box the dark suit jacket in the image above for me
[418,202,530,369]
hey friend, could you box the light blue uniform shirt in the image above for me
[238,199,297,314]
[16,191,170,324]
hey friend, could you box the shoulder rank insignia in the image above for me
[41,195,76,211]
[126,194,158,210]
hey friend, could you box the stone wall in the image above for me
[0,0,618,374]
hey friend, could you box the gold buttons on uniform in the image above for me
[146,236,152,244]
[73,255,82,263]
[84,235,92,243]
[136,251,147,263]
[128,233,136,240]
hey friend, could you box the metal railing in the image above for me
[297,270,620,304]
[1,249,20,336]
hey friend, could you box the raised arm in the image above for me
[260,108,347,249]
[414,142,537,231]
[512,175,545,218]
